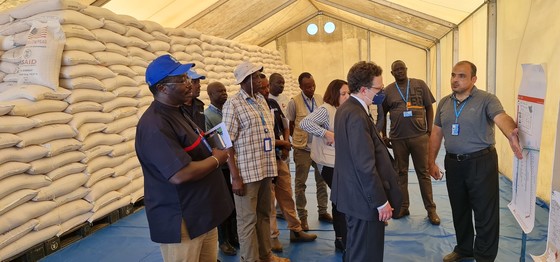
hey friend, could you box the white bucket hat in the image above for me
[234,61,263,84]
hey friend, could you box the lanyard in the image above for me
[395,79,410,109]
[302,93,315,113]
[246,97,269,132]
[453,96,471,123]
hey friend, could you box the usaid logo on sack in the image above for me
[20,49,37,65]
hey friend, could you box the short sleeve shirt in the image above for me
[222,89,277,184]
[382,78,435,139]
[135,100,233,243]
[434,87,505,154]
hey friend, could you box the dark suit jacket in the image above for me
[331,96,402,221]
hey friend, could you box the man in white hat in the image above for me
[222,61,289,262]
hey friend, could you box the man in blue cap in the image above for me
[184,68,207,131]
[136,54,233,262]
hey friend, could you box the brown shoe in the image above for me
[270,237,283,252]
[300,217,309,231]
[262,254,290,262]
[290,230,317,242]
[442,251,474,262]
[318,213,333,223]
[392,209,410,219]
[428,210,441,225]
[219,242,236,256]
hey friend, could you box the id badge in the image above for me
[451,123,460,136]
[264,137,272,152]
[403,110,413,117]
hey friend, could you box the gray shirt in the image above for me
[204,104,222,130]
[434,87,504,154]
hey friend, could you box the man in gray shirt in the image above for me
[429,61,523,262]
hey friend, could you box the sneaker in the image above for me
[289,230,317,242]
[270,237,283,252]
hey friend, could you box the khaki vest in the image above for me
[292,93,323,149]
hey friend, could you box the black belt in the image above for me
[446,146,495,162]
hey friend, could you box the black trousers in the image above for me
[217,167,238,246]
[321,166,347,244]
[445,148,499,262]
[345,215,385,262]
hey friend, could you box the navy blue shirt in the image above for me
[183,98,206,131]
[266,98,286,159]
[135,100,233,243]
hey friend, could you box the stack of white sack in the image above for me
[0,0,302,259]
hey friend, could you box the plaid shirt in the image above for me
[222,89,277,183]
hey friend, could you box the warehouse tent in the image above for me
[0,0,557,204]
[95,0,559,205]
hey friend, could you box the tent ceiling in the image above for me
[1,0,485,49]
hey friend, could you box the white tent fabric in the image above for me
[0,0,557,204]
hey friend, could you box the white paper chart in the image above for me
[508,64,546,233]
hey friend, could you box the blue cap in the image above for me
[146,55,194,86]
[187,69,206,80]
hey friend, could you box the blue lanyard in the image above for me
[246,97,268,128]
[395,79,410,109]
[453,96,471,123]
[302,93,315,113]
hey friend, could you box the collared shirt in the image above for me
[222,89,277,184]
[351,94,368,114]
[183,98,206,131]
[286,92,317,122]
[269,93,290,116]
[204,104,223,130]
[434,86,504,154]
[299,106,330,137]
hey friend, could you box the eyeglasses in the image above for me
[162,77,192,86]
[371,84,384,91]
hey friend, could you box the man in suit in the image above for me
[332,61,402,262]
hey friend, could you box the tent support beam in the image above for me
[315,0,438,42]
[178,0,229,28]
[259,11,430,50]
[258,12,321,47]
[226,0,298,39]
[368,0,456,28]
[486,0,497,94]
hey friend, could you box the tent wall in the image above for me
[276,15,426,98]
[496,0,560,203]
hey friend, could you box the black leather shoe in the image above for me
[428,210,441,225]
[392,209,410,219]
[318,213,333,223]
[442,251,474,262]
[334,238,345,252]
[219,242,236,256]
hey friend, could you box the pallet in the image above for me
[6,200,147,262]
[7,243,45,262]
